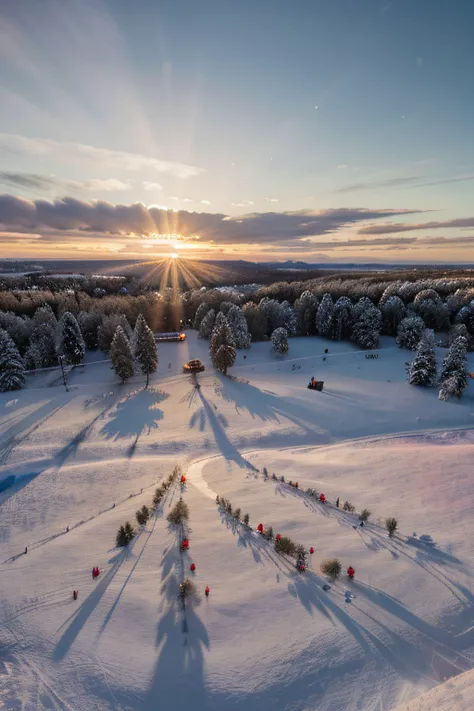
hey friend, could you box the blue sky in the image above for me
[0,0,473,262]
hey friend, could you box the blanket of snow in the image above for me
[1,332,474,710]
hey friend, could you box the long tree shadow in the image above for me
[52,543,137,662]
[143,529,209,710]
[0,394,68,465]
[193,388,257,471]
[100,388,169,441]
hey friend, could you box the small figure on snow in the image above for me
[190,563,196,573]
[296,548,307,572]
[180,475,186,483]
[92,567,100,579]
[73,589,78,600]
[336,497,340,508]
[275,533,281,541]
[205,586,210,597]
[24,546,28,555]
[319,493,326,503]
[181,538,189,551]
[309,546,314,555]
[347,566,355,580]
[257,523,264,534]
[66,526,69,533]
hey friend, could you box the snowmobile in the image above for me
[307,378,324,391]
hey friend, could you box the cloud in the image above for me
[338,173,474,193]
[0,172,132,193]
[0,172,58,191]
[0,133,205,179]
[0,195,422,246]
[265,198,280,203]
[201,200,211,205]
[337,176,422,193]
[143,182,163,191]
[359,217,474,235]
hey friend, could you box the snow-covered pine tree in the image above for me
[242,302,268,341]
[98,314,132,353]
[351,298,381,349]
[110,325,134,383]
[78,311,102,349]
[271,327,289,355]
[380,295,406,336]
[333,296,353,341]
[294,291,319,335]
[279,301,297,337]
[209,317,236,375]
[315,293,334,338]
[407,330,437,386]
[0,328,26,392]
[259,298,285,333]
[133,314,158,387]
[56,312,85,365]
[449,323,473,352]
[226,305,251,348]
[198,308,216,339]
[24,306,58,370]
[213,311,227,332]
[396,315,426,350]
[193,302,212,329]
[438,336,468,400]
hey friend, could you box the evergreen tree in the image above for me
[407,330,437,387]
[199,308,216,339]
[193,302,212,329]
[210,317,236,375]
[385,518,398,537]
[78,311,102,349]
[271,327,289,355]
[333,296,353,341]
[280,301,297,336]
[294,291,318,335]
[133,314,158,387]
[226,305,251,348]
[242,302,268,341]
[98,314,132,353]
[110,326,134,383]
[25,307,57,370]
[315,293,334,337]
[351,299,381,349]
[380,295,406,336]
[439,336,468,400]
[136,505,150,526]
[56,312,85,365]
[296,544,307,570]
[0,329,26,392]
[396,316,425,350]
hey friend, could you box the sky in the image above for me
[0,0,473,264]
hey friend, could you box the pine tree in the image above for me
[25,312,57,369]
[56,312,85,365]
[271,327,288,355]
[116,525,129,547]
[280,301,297,336]
[439,336,468,400]
[296,544,307,569]
[294,291,319,335]
[333,297,353,341]
[98,314,132,353]
[136,505,150,526]
[321,558,341,579]
[226,305,251,348]
[386,518,398,537]
[396,316,425,350]
[210,317,236,375]
[0,329,26,392]
[110,326,134,383]
[351,299,381,349]
[380,296,406,336]
[315,294,334,337]
[199,309,216,339]
[133,314,158,387]
[242,302,268,341]
[78,311,102,349]
[193,302,212,329]
[407,330,437,387]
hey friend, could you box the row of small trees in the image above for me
[261,468,399,538]
[116,467,180,547]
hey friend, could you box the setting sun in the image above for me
[171,253,179,259]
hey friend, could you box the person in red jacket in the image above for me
[205,586,210,597]
[347,566,355,579]
[319,493,326,503]
[257,523,264,534]
[190,563,196,572]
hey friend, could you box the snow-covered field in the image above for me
[1,332,474,710]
